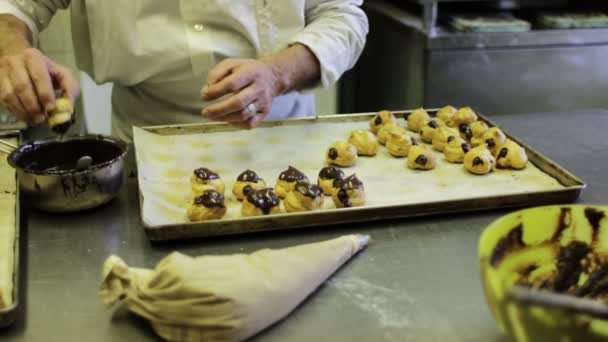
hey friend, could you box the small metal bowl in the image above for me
[7,135,128,212]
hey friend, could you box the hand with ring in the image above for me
[200,58,280,130]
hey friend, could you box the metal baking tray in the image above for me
[0,130,20,327]
[135,109,585,241]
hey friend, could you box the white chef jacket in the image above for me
[0,0,368,140]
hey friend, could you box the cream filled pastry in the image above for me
[444,137,471,163]
[284,181,325,213]
[317,166,345,196]
[495,139,528,170]
[377,123,405,145]
[232,169,267,201]
[386,131,418,157]
[190,167,225,195]
[436,105,457,127]
[332,174,365,208]
[48,97,75,134]
[432,126,458,152]
[348,130,379,156]
[407,108,431,132]
[187,190,227,221]
[407,145,436,170]
[275,166,308,198]
[326,142,358,167]
[419,118,445,143]
[468,121,489,146]
[369,110,396,134]
[482,127,507,155]
[453,107,478,127]
[241,188,281,217]
[464,146,495,175]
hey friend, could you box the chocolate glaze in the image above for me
[490,224,524,267]
[278,166,307,182]
[585,208,605,242]
[335,175,363,207]
[194,190,225,208]
[576,263,608,297]
[51,115,76,135]
[459,123,469,133]
[328,148,338,160]
[461,143,471,153]
[553,241,590,292]
[295,181,322,199]
[497,147,508,160]
[472,156,484,166]
[237,169,260,182]
[194,167,219,180]
[464,128,473,141]
[428,120,438,129]
[486,138,496,148]
[415,155,428,165]
[337,188,351,208]
[552,208,572,241]
[374,115,382,126]
[319,166,344,180]
[341,174,364,190]
[447,136,455,143]
[246,188,280,214]
[242,185,253,196]
[411,137,418,146]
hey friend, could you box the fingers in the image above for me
[8,58,42,115]
[203,69,256,101]
[204,85,259,120]
[48,59,80,102]
[205,58,244,86]
[25,50,55,113]
[0,78,27,121]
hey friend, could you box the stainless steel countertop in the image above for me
[2,109,607,342]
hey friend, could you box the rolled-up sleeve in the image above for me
[288,0,368,88]
[0,0,71,46]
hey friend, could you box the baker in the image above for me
[0,1,368,140]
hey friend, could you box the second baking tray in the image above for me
[134,109,585,241]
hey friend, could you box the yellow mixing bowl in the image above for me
[479,205,608,342]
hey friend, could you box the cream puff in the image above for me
[318,166,345,196]
[453,107,478,127]
[377,123,406,145]
[284,181,325,212]
[469,121,489,146]
[370,110,397,134]
[420,118,445,143]
[407,108,431,132]
[241,188,281,216]
[436,105,457,127]
[407,145,436,170]
[275,166,308,198]
[326,142,358,167]
[232,169,267,201]
[386,131,418,157]
[187,190,227,221]
[482,127,508,155]
[432,126,458,152]
[444,137,471,163]
[191,167,225,195]
[332,174,365,208]
[348,129,379,156]
[48,97,75,134]
[464,146,495,175]
[495,139,528,170]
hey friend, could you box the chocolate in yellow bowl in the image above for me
[479,205,608,342]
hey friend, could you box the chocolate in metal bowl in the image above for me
[7,135,128,212]
[479,205,608,342]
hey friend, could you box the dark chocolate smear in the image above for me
[490,224,524,268]
[411,137,418,146]
[237,169,260,182]
[585,208,605,243]
[415,155,428,165]
[278,166,307,182]
[341,174,364,190]
[472,156,484,166]
[576,264,608,298]
[328,148,338,160]
[461,143,471,153]
[465,128,473,141]
[497,147,508,160]
[552,208,572,242]
[50,115,76,135]
[486,138,496,148]
[242,185,253,196]
[319,166,344,180]
[337,188,352,208]
[246,188,280,215]
[552,241,591,293]
[447,136,455,143]
[374,115,382,126]
[295,181,322,199]
[193,190,225,208]
[459,123,469,133]
[428,120,438,129]
[194,167,220,180]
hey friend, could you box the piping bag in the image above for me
[99,234,370,342]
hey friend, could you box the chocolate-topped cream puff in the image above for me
[407,108,431,132]
[437,105,457,127]
[482,127,507,155]
[432,126,458,152]
[318,166,345,196]
[187,190,227,221]
[464,146,495,175]
[348,129,379,156]
[386,131,418,157]
[241,188,281,216]
[407,145,436,170]
[420,118,445,143]
[284,181,325,212]
[190,167,225,195]
[453,107,478,127]
[377,123,406,145]
[495,139,528,170]
[469,121,489,146]
[232,169,267,201]
[444,137,471,163]
[369,110,397,134]
[48,97,75,134]
[332,174,365,208]
[326,141,358,167]
[275,166,308,198]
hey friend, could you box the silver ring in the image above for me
[245,102,258,115]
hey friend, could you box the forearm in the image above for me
[261,43,321,95]
[0,14,32,56]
